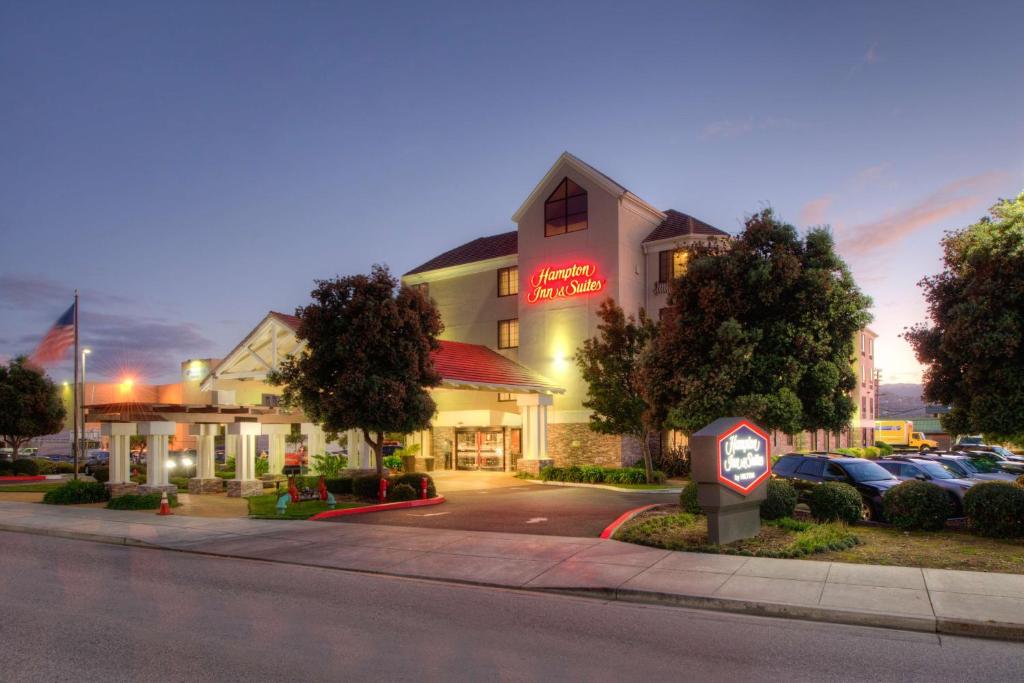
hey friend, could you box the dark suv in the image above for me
[876,457,975,515]
[772,454,900,521]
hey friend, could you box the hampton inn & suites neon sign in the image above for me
[526,262,606,304]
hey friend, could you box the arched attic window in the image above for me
[544,177,588,237]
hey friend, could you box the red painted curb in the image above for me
[310,495,446,521]
[599,504,658,540]
[0,475,47,483]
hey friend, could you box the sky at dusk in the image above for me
[2,1,1022,385]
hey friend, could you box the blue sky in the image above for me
[2,1,1022,384]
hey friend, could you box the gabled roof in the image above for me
[643,209,729,243]
[433,340,563,394]
[512,151,638,223]
[269,311,301,331]
[405,231,517,276]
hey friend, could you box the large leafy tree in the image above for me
[645,209,872,437]
[270,265,443,477]
[576,299,659,482]
[905,191,1024,441]
[0,357,66,458]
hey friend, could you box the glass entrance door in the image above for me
[455,429,505,471]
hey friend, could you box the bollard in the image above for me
[378,477,388,503]
[421,476,429,500]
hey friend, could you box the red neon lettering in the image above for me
[526,262,606,303]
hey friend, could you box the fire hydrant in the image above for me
[378,477,388,503]
[421,476,429,500]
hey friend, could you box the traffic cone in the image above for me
[157,490,173,516]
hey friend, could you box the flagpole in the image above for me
[73,290,80,481]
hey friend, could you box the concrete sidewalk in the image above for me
[2,500,1023,641]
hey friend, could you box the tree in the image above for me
[0,357,66,458]
[575,299,659,483]
[645,209,872,438]
[270,265,443,477]
[905,191,1024,442]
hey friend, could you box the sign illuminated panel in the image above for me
[526,262,605,304]
[715,420,770,495]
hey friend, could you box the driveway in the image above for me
[323,471,677,537]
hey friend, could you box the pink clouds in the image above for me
[800,195,834,226]
[839,172,1004,256]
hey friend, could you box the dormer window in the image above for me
[545,178,587,237]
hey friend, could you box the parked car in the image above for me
[876,457,975,515]
[954,435,984,447]
[82,450,110,475]
[772,454,900,521]
[959,448,1024,475]
[166,450,197,477]
[918,452,1019,483]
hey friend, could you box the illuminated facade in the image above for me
[402,152,731,472]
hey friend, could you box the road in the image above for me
[328,473,674,537]
[1,531,1020,682]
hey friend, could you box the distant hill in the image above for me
[878,383,927,417]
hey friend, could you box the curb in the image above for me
[0,476,47,483]
[599,504,658,539]
[309,495,446,520]
[535,481,683,494]
[3,515,1024,643]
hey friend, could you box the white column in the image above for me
[516,394,553,464]
[138,421,175,488]
[262,424,290,477]
[228,422,260,490]
[225,433,238,464]
[189,424,218,480]
[346,428,373,469]
[101,422,136,485]
[301,423,325,473]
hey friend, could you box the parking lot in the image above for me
[322,471,677,537]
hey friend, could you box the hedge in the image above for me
[11,458,40,476]
[963,482,1024,538]
[42,480,110,505]
[388,483,418,502]
[760,479,798,520]
[874,441,894,457]
[808,482,862,523]
[106,491,178,510]
[883,480,950,531]
[540,465,666,485]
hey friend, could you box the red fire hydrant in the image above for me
[378,477,388,503]
[420,477,429,500]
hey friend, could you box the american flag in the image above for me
[29,302,76,365]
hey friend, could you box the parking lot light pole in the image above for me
[81,348,91,460]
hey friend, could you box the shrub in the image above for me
[388,483,418,502]
[883,480,951,531]
[652,446,691,478]
[106,492,178,510]
[12,458,40,475]
[760,478,798,520]
[874,441,894,457]
[353,473,386,500]
[255,458,269,477]
[42,480,109,505]
[862,446,881,460]
[310,453,348,479]
[169,477,190,491]
[540,465,665,485]
[53,462,75,474]
[603,468,666,485]
[679,481,702,514]
[383,454,402,471]
[0,460,11,474]
[808,482,862,524]
[91,466,110,483]
[324,477,353,495]
[32,458,57,474]
[963,482,1024,538]
[391,472,436,499]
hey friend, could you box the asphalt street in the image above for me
[325,479,673,536]
[2,531,1021,682]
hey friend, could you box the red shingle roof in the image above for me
[432,340,562,393]
[269,311,301,331]
[643,209,729,243]
[405,231,518,275]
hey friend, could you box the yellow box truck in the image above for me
[875,420,939,451]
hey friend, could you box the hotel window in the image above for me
[498,318,519,349]
[861,334,865,354]
[658,249,690,282]
[545,177,587,237]
[497,393,514,402]
[497,266,518,297]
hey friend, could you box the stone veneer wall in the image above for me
[546,423,623,468]
[431,427,455,470]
